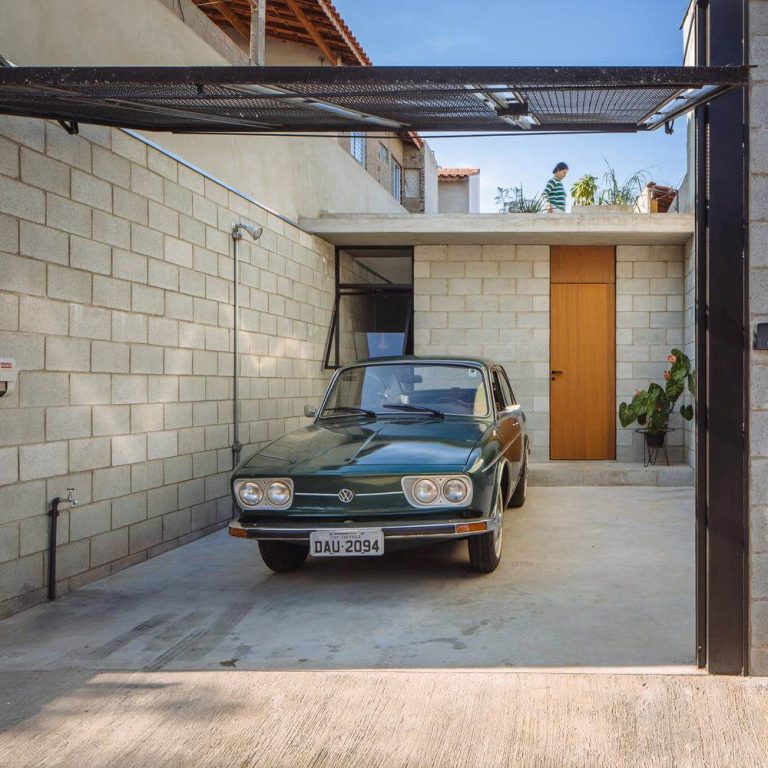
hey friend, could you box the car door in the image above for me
[490,367,524,481]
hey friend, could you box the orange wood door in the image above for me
[550,249,616,460]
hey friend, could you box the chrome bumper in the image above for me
[229,516,495,542]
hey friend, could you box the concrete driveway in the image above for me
[9,486,766,768]
[0,486,695,671]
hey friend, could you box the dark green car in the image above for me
[229,357,529,573]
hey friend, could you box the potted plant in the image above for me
[495,185,545,213]
[598,162,651,212]
[619,349,695,461]
[570,173,598,208]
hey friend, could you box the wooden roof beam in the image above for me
[282,0,341,65]
[212,1,250,41]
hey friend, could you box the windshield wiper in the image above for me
[322,406,377,418]
[382,404,444,418]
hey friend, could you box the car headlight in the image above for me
[413,478,439,504]
[443,477,469,504]
[266,480,292,506]
[238,482,263,506]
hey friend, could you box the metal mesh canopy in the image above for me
[0,65,748,134]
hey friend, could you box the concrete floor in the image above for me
[9,486,758,768]
[0,486,695,671]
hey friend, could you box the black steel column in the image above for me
[700,0,749,675]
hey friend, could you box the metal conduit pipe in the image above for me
[48,488,78,600]
[231,221,263,472]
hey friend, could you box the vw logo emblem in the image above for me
[338,489,355,503]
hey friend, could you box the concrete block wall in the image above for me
[413,244,551,460]
[616,244,687,463]
[0,116,334,618]
[414,243,687,463]
[749,0,768,675]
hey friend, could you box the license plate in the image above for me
[309,529,384,557]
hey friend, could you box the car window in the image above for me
[321,363,490,417]
[498,369,516,405]
[490,370,508,412]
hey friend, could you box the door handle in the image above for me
[551,369,564,381]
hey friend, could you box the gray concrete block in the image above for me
[0,553,43,602]
[69,305,112,341]
[69,437,111,472]
[112,311,148,344]
[93,465,132,502]
[93,210,130,249]
[111,434,147,466]
[47,264,92,304]
[45,337,91,372]
[70,373,111,406]
[91,341,130,374]
[0,409,45,448]
[46,406,91,441]
[0,253,46,296]
[0,175,45,223]
[0,522,20,563]
[0,446,18,485]
[162,508,191,541]
[53,539,90,579]
[19,221,69,265]
[129,517,163,554]
[69,501,112,541]
[131,460,164,493]
[47,194,92,238]
[70,236,111,276]
[90,528,129,568]
[112,492,147,528]
[19,372,70,407]
[71,169,112,212]
[19,441,68,481]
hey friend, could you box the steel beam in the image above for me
[701,0,749,675]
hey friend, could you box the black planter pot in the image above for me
[635,428,675,467]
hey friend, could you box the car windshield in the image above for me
[320,363,490,418]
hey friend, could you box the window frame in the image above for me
[391,157,402,201]
[323,246,415,370]
[350,131,366,167]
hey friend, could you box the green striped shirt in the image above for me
[543,177,566,211]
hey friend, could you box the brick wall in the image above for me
[749,0,768,675]
[414,243,686,463]
[0,116,334,617]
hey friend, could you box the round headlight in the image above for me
[443,478,469,504]
[413,478,439,504]
[266,481,292,506]
[238,482,263,506]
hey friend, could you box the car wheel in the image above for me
[258,540,309,573]
[508,457,528,508]
[468,489,504,573]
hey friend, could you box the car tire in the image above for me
[508,456,527,508]
[258,540,309,573]
[468,489,504,573]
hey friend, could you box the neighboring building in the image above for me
[438,168,481,213]
[0,0,436,219]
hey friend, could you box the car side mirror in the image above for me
[503,404,522,415]
[304,405,318,418]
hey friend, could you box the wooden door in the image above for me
[550,246,616,460]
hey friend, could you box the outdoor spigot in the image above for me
[66,488,79,507]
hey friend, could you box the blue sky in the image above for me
[333,0,692,211]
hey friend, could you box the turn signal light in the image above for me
[229,526,248,538]
[455,522,487,534]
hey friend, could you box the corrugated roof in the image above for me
[439,167,481,180]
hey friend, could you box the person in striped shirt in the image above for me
[543,162,569,213]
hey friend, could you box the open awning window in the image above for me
[0,65,748,134]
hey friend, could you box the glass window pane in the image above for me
[322,363,490,417]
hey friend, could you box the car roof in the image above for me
[344,355,499,370]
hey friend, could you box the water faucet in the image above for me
[66,488,79,507]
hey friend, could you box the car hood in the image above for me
[238,418,489,475]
